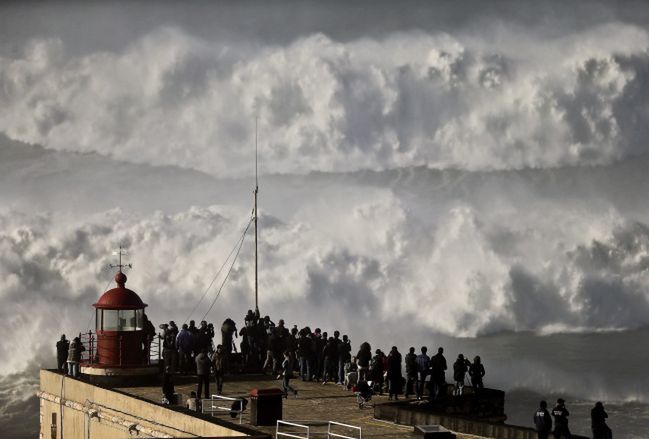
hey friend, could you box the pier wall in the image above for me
[38,369,268,439]
[375,400,589,439]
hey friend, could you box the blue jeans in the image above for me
[67,361,80,378]
[417,371,428,398]
[299,356,310,380]
[283,374,295,396]
[337,359,346,384]
[323,357,334,382]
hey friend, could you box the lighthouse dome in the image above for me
[93,272,147,310]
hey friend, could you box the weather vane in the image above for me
[110,244,132,273]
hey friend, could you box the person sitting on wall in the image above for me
[186,391,198,412]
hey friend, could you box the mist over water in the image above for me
[2,1,649,437]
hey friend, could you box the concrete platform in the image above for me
[115,375,478,439]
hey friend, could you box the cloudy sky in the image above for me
[1,1,649,435]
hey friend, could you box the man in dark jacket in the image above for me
[552,398,572,439]
[452,354,470,395]
[533,400,552,439]
[469,356,485,390]
[591,401,612,439]
[404,347,417,398]
[322,337,338,384]
[197,321,211,352]
[386,346,402,400]
[337,335,352,385]
[56,335,70,373]
[430,347,447,399]
[160,323,177,373]
[297,333,313,381]
[176,324,194,374]
[221,318,238,355]
[67,337,85,378]
[313,329,326,380]
[213,344,226,395]
[263,332,281,374]
[415,346,430,400]
[370,349,386,395]
[195,348,211,399]
[356,342,372,382]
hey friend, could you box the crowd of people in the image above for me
[154,310,488,403]
[56,309,613,438]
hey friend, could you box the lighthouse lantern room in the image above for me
[80,250,159,378]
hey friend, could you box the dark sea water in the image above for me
[441,328,649,438]
[3,329,647,438]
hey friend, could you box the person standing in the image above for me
[297,332,313,381]
[322,337,337,384]
[452,354,469,396]
[386,346,402,400]
[66,337,85,378]
[356,342,372,383]
[415,346,430,400]
[370,349,385,395]
[403,347,417,398]
[552,398,572,439]
[213,344,226,395]
[337,335,352,385]
[221,318,238,355]
[469,356,485,390]
[161,366,175,405]
[281,351,298,398]
[160,323,177,374]
[56,335,70,373]
[431,347,447,398]
[591,401,612,439]
[533,400,553,439]
[168,321,179,371]
[176,324,194,374]
[195,348,211,400]
[313,329,326,380]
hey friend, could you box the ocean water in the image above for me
[440,329,649,438]
[3,329,647,438]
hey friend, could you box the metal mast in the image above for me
[254,118,259,312]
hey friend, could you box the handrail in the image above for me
[201,395,245,424]
[276,420,362,439]
[277,420,310,439]
[327,421,362,439]
[78,330,160,366]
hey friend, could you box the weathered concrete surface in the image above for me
[39,369,267,439]
[118,374,480,439]
[375,396,590,439]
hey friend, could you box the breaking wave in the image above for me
[1,25,649,176]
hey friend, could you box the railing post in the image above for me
[88,331,93,364]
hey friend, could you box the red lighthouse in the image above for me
[80,256,158,378]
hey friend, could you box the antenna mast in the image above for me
[254,118,259,312]
[110,244,132,273]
